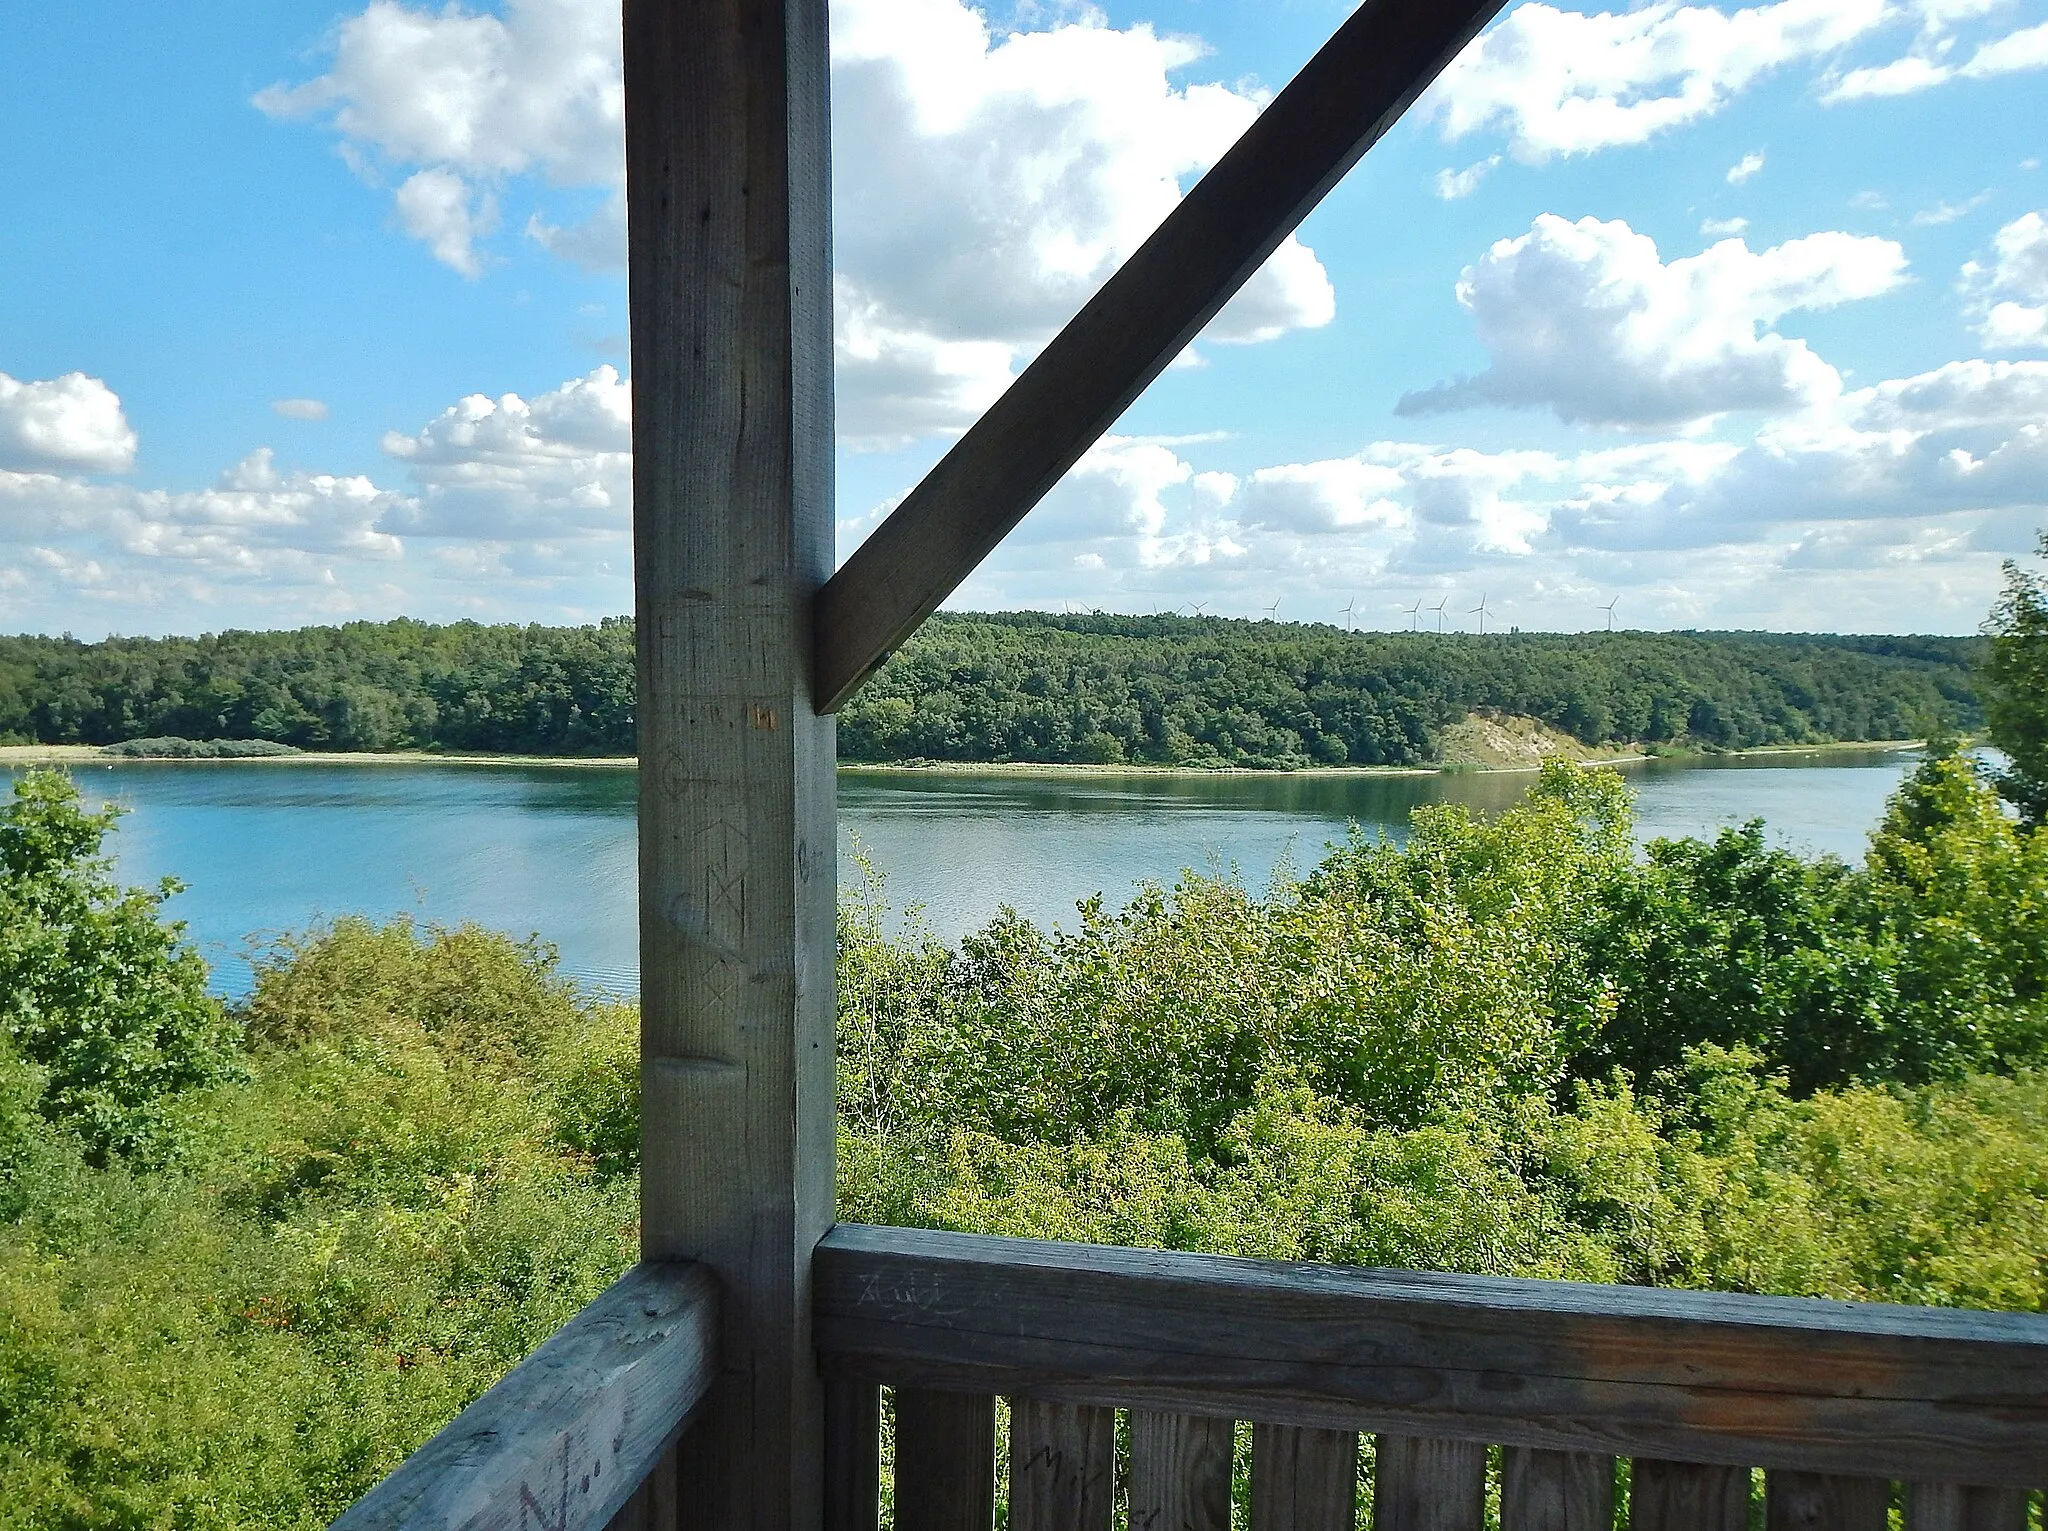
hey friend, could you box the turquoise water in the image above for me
[42,749,1922,996]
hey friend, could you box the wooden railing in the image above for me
[814,1224,2048,1531]
[332,1262,716,1531]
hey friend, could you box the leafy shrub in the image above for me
[0,771,239,1163]
[0,914,637,1527]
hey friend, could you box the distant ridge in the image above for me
[0,614,1980,768]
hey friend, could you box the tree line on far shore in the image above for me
[0,613,1983,767]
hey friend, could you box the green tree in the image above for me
[1983,530,2048,827]
[0,770,239,1161]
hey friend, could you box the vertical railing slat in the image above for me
[824,1377,881,1531]
[1502,1448,1616,1531]
[1906,1483,2032,1531]
[1629,1460,1750,1531]
[1374,1435,1488,1531]
[1250,1425,1360,1531]
[1011,1399,1116,1531]
[895,1388,996,1531]
[1764,1471,1889,1531]
[1129,1411,1234,1531]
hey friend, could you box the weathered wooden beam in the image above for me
[624,2,836,1531]
[333,1262,717,1531]
[1010,1399,1116,1531]
[1250,1424,1359,1531]
[1498,1448,1614,1531]
[1129,1411,1235,1531]
[813,1225,2048,1485]
[894,1389,997,1531]
[810,0,1508,712]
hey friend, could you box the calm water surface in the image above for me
[42,749,1921,996]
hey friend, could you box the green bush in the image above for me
[0,771,239,1163]
[0,915,637,1527]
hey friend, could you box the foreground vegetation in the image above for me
[0,614,1980,766]
[0,546,2040,1523]
[1,734,2046,1524]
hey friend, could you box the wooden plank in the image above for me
[1765,1472,1889,1531]
[624,0,837,1529]
[1374,1435,1486,1531]
[1906,1483,2032,1531]
[334,1263,716,1531]
[813,1224,2048,1484]
[894,1388,996,1531]
[810,0,1510,712]
[1628,1461,1749,1531]
[1500,1448,1613,1531]
[1010,1399,1116,1531]
[824,1377,880,1531]
[604,1439,680,1531]
[1129,1411,1234,1531]
[1251,1424,1359,1531]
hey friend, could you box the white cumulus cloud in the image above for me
[831,0,1333,443]
[272,398,332,422]
[1966,211,2048,348]
[379,364,633,538]
[1398,214,1908,428]
[1726,150,1765,184]
[1428,0,1887,160]
[261,0,1334,446]
[0,372,137,473]
[1822,17,2048,100]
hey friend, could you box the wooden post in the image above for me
[624,1,836,1529]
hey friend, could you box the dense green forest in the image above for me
[0,613,1982,766]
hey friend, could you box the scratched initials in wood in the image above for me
[517,1433,612,1531]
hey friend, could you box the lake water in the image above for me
[38,749,1922,997]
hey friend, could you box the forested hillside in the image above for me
[0,613,1981,766]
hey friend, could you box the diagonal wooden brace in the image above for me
[811,0,1509,713]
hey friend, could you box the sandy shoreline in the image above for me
[0,739,1925,776]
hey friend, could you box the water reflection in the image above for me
[15,748,1919,996]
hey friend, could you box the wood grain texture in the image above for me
[1765,1472,1889,1531]
[1374,1435,1486,1531]
[1251,1424,1359,1531]
[1010,1399,1115,1531]
[604,1439,680,1531]
[810,0,1509,711]
[334,1263,715,1531]
[1628,1461,1750,1531]
[1129,1411,1234,1531]
[894,1389,996,1531]
[1500,1448,1613,1531]
[1906,1483,2033,1531]
[824,1377,880,1531]
[624,0,837,1530]
[813,1224,2048,1484]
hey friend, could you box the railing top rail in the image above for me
[815,1224,2048,1485]
[332,1261,716,1531]
[821,1223,2048,1344]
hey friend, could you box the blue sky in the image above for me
[2,0,2045,638]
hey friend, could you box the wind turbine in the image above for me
[1401,599,1422,631]
[1263,595,1282,621]
[1469,592,1494,634]
[1186,599,1210,617]
[1339,595,1359,629]
[1429,596,1449,633]
[1598,596,1619,632]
